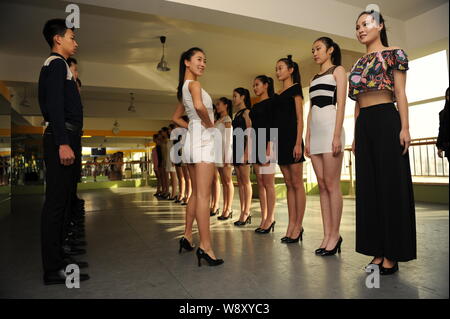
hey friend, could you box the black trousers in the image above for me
[41,130,81,273]
[355,103,416,262]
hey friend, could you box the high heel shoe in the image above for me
[315,248,326,255]
[210,208,220,217]
[319,236,343,256]
[284,227,304,244]
[234,215,251,226]
[380,261,399,275]
[196,248,224,267]
[217,211,233,220]
[179,237,195,253]
[256,221,276,234]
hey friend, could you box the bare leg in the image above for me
[182,165,191,202]
[236,165,252,221]
[288,163,306,239]
[175,166,185,200]
[323,152,344,250]
[261,165,276,229]
[184,164,197,244]
[310,154,332,249]
[234,166,245,216]
[280,165,296,238]
[170,171,178,198]
[254,164,267,228]
[195,162,217,258]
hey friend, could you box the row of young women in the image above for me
[152,124,192,205]
[170,10,416,275]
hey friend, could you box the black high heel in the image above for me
[256,221,276,234]
[178,237,194,253]
[315,248,326,255]
[284,227,304,244]
[320,236,343,256]
[210,208,219,217]
[234,215,251,226]
[218,211,233,220]
[196,248,224,267]
[380,261,399,275]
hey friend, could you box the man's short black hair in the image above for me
[67,57,78,66]
[42,18,74,48]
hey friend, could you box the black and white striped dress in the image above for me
[308,66,345,155]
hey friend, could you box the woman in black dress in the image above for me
[273,55,306,244]
[250,75,277,234]
[232,87,253,226]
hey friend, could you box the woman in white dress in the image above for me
[214,97,234,220]
[172,47,224,267]
[305,37,346,256]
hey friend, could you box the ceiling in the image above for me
[0,0,448,136]
[335,0,448,20]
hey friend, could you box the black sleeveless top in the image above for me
[232,108,248,166]
[249,98,273,164]
[272,83,305,165]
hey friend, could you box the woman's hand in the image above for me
[399,129,411,155]
[293,143,303,161]
[332,135,342,156]
[437,148,443,158]
[304,141,310,158]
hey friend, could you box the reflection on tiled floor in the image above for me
[0,186,448,299]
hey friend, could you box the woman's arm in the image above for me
[294,95,304,160]
[189,81,214,128]
[172,102,188,129]
[394,70,411,155]
[333,66,347,156]
[243,109,252,163]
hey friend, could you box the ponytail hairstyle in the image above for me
[315,37,342,66]
[357,10,389,47]
[255,75,275,98]
[219,97,233,117]
[177,47,205,102]
[233,87,251,109]
[277,55,304,98]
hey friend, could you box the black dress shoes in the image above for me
[44,269,90,285]
[380,262,399,275]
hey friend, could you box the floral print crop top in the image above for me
[348,49,409,101]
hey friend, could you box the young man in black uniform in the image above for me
[39,19,89,285]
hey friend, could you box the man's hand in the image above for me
[59,144,75,166]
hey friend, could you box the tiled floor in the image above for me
[0,186,448,299]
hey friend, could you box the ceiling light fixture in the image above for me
[156,36,170,72]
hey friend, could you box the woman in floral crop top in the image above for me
[350,10,416,275]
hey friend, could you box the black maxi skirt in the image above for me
[355,103,416,262]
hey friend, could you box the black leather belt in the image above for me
[45,122,83,135]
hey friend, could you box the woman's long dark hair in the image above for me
[357,10,389,47]
[255,75,274,97]
[277,55,304,98]
[314,37,342,66]
[219,97,233,117]
[234,87,251,109]
[177,47,204,102]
